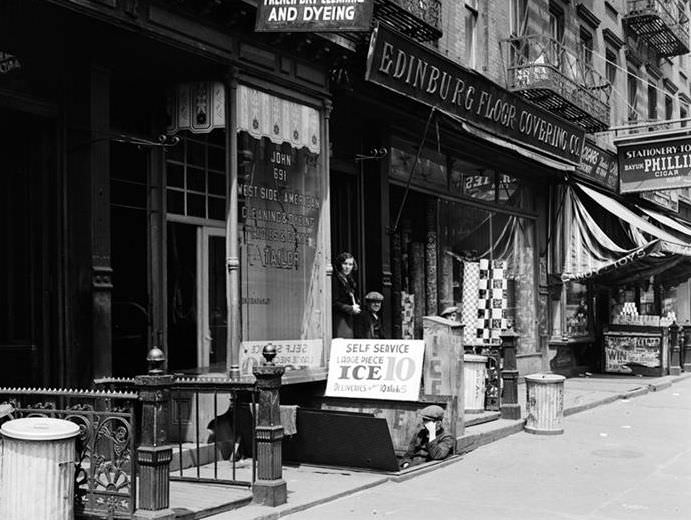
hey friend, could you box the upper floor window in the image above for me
[681,104,688,127]
[648,82,658,120]
[579,27,593,65]
[627,67,639,122]
[465,0,478,69]
[509,0,528,36]
[549,2,565,68]
[665,95,674,120]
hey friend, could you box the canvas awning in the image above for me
[637,205,691,239]
[560,183,691,284]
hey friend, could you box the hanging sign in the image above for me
[366,24,585,164]
[639,190,679,213]
[0,51,21,75]
[255,0,374,33]
[326,339,424,401]
[577,140,618,191]
[618,135,691,193]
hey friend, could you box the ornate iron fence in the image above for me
[0,387,139,519]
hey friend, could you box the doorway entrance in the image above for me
[167,221,227,373]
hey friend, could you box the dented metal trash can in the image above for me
[1,417,79,520]
[525,374,566,435]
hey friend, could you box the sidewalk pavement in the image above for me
[194,372,691,520]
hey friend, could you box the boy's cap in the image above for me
[440,306,458,317]
[365,291,384,301]
[420,405,444,421]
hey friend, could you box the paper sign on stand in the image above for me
[325,339,425,401]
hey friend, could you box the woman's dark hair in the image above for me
[334,251,358,273]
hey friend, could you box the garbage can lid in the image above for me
[525,373,566,384]
[463,354,488,362]
[1,417,80,441]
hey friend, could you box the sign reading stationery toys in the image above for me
[326,339,425,401]
[618,135,691,193]
[255,0,374,33]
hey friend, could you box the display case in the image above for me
[603,324,669,376]
[550,281,593,342]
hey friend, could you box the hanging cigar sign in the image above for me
[618,135,691,193]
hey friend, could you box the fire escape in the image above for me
[623,0,690,57]
[500,35,612,132]
[373,0,443,42]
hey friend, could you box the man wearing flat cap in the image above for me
[399,404,454,469]
[356,291,384,339]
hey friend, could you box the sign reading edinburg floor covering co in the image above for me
[366,24,586,165]
[619,135,691,193]
[255,0,374,32]
[326,339,425,401]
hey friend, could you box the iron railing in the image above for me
[625,0,690,57]
[375,0,443,42]
[0,387,139,519]
[501,34,612,131]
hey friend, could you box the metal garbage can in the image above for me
[525,374,566,435]
[1,417,80,520]
[463,354,488,413]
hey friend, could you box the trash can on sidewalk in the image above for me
[463,354,488,413]
[524,374,566,435]
[1,417,80,520]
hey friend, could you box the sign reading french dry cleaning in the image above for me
[255,0,374,32]
[618,135,691,193]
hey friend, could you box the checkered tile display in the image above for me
[461,262,480,347]
[476,259,508,346]
[401,291,415,340]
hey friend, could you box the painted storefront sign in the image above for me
[603,332,662,374]
[255,0,374,32]
[240,339,323,375]
[618,135,691,193]
[237,85,325,356]
[366,24,585,164]
[578,140,618,191]
[326,339,425,401]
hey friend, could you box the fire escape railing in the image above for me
[501,34,612,132]
[624,0,690,57]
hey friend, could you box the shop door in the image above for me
[330,170,363,281]
[197,227,227,371]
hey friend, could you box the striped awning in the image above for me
[560,183,691,283]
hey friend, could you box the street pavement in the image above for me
[280,378,691,520]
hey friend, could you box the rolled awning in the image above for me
[560,183,691,283]
[637,205,691,238]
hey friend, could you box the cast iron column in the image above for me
[682,326,691,371]
[252,346,287,506]
[670,323,682,376]
[134,347,175,520]
[500,330,521,420]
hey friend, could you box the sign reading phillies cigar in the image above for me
[618,135,691,193]
[366,24,585,164]
[255,0,374,32]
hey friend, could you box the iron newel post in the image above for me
[500,330,521,420]
[134,347,175,520]
[252,344,287,506]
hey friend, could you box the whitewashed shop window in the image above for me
[236,86,326,373]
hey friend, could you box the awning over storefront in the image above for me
[560,182,691,285]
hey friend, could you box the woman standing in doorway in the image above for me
[332,252,361,338]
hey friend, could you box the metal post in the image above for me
[134,347,175,520]
[670,323,682,376]
[252,346,286,506]
[682,326,691,371]
[500,330,521,420]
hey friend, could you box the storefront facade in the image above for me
[329,24,586,376]
[0,0,335,388]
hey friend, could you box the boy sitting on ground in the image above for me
[399,404,454,469]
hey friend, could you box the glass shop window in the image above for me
[236,85,326,375]
[439,200,538,355]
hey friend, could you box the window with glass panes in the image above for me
[165,131,226,221]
